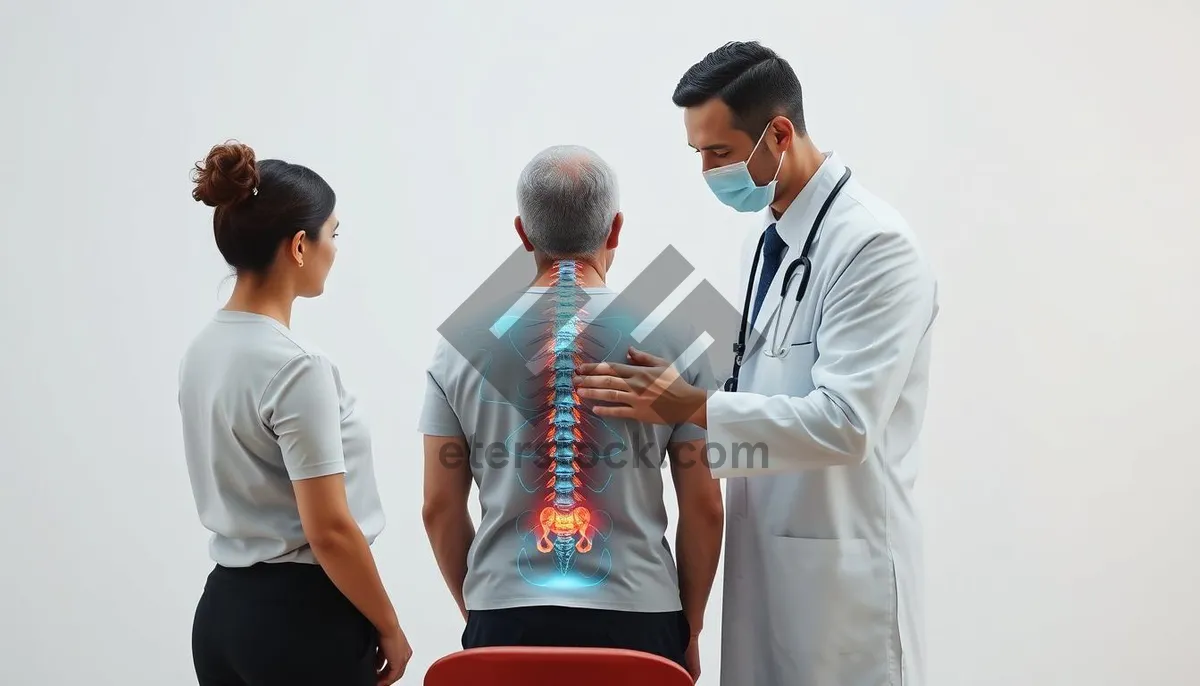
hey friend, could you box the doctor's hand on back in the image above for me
[574,347,709,427]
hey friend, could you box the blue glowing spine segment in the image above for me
[536,260,594,574]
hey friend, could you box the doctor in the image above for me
[573,41,938,686]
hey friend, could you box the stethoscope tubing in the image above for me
[724,167,852,392]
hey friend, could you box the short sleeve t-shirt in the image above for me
[418,282,717,613]
[178,310,385,567]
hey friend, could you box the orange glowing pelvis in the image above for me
[536,507,594,554]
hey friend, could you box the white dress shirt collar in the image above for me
[765,151,847,249]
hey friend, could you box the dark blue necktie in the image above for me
[751,223,787,327]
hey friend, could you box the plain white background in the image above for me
[2,0,1198,683]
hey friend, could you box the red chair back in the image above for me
[424,646,694,686]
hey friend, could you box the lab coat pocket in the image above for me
[781,342,817,395]
[757,341,817,398]
[764,536,891,685]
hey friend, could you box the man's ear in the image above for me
[514,216,535,252]
[606,212,623,250]
[769,115,795,154]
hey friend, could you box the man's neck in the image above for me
[531,257,607,288]
[769,137,826,219]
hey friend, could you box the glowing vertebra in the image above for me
[531,260,595,574]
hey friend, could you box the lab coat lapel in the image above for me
[745,152,846,356]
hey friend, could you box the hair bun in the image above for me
[191,140,260,207]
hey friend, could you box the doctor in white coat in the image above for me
[574,41,938,686]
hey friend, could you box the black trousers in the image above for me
[192,562,379,686]
[463,605,691,672]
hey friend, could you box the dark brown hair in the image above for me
[191,141,336,273]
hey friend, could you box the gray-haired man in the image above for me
[418,145,724,680]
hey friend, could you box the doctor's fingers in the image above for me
[576,387,637,407]
[627,346,669,367]
[588,399,640,419]
[571,373,635,392]
[574,361,639,377]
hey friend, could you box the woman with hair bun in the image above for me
[179,141,412,685]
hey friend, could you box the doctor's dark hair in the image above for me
[191,140,336,274]
[672,41,806,139]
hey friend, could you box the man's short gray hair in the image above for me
[516,145,619,257]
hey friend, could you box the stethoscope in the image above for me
[724,167,852,393]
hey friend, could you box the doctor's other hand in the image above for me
[573,347,708,427]
[375,626,413,685]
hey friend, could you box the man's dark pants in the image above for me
[463,605,691,672]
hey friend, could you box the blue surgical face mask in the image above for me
[702,125,785,213]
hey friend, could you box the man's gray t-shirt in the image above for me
[418,283,716,613]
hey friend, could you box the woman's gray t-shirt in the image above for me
[178,310,385,567]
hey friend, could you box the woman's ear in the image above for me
[290,230,306,266]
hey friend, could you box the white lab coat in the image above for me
[705,152,938,686]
